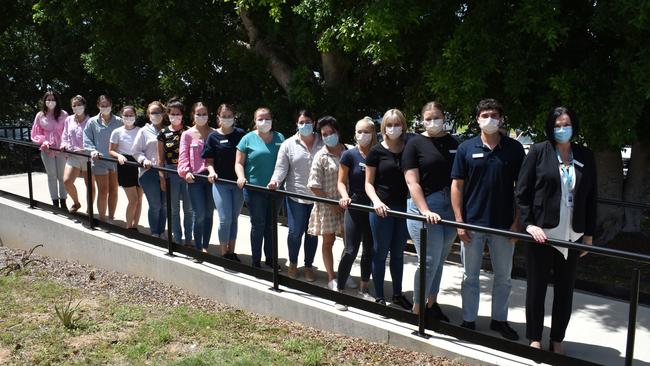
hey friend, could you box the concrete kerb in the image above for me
[0,196,543,366]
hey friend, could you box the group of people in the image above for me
[31,92,596,353]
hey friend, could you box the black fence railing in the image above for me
[1,136,649,366]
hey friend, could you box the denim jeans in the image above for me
[286,198,318,267]
[139,169,166,236]
[369,203,408,300]
[212,183,244,244]
[187,178,214,249]
[244,188,281,265]
[41,151,67,200]
[406,188,457,304]
[337,207,373,290]
[166,164,193,244]
[461,231,515,322]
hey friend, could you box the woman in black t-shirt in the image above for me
[403,101,457,320]
[364,109,412,309]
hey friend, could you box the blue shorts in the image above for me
[92,159,117,175]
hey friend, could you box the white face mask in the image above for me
[256,119,272,133]
[169,115,183,126]
[45,101,56,110]
[423,119,444,135]
[123,116,136,126]
[385,126,402,139]
[355,132,372,146]
[194,115,208,126]
[72,105,85,116]
[149,113,163,125]
[219,117,234,128]
[478,117,500,135]
[99,106,112,116]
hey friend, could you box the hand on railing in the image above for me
[40,141,50,152]
[117,154,127,165]
[207,171,218,183]
[580,236,593,258]
[526,225,547,243]
[142,159,153,169]
[421,210,441,224]
[339,197,352,209]
[185,172,195,183]
[237,177,247,189]
[457,227,472,243]
[90,151,101,160]
[372,200,390,218]
[267,180,279,190]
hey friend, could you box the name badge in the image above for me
[574,160,584,168]
[220,139,229,144]
[472,153,484,159]
[449,149,457,154]
[567,192,574,207]
[275,142,283,146]
[359,162,366,167]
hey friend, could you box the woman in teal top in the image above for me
[235,107,285,268]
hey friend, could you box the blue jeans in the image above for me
[407,188,457,304]
[286,198,318,267]
[139,169,166,236]
[166,164,193,244]
[212,183,244,244]
[461,231,515,322]
[187,178,214,249]
[369,203,408,300]
[244,189,281,265]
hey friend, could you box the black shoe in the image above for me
[490,320,520,341]
[231,253,241,262]
[426,303,450,322]
[391,294,413,311]
[460,320,476,330]
[223,253,233,260]
[252,261,262,268]
[52,199,60,208]
[375,297,386,306]
[59,199,68,212]
[264,259,281,271]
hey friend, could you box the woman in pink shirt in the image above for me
[31,91,69,209]
[178,102,215,252]
[60,95,90,213]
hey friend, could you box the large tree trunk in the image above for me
[622,140,649,232]
[594,150,625,245]
[321,50,350,90]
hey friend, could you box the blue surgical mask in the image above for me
[298,122,313,136]
[554,126,573,143]
[323,133,339,147]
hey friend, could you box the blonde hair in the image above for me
[146,100,165,116]
[356,117,377,146]
[380,109,407,140]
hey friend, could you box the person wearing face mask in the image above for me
[31,91,69,209]
[267,110,324,281]
[204,104,246,261]
[83,95,123,221]
[178,102,215,253]
[450,98,525,340]
[364,109,413,310]
[235,107,285,268]
[403,101,458,320]
[515,107,596,354]
[61,95,89,213]
[109,106,143,230]
[335,117,377,307]
[157,99,193,246]
[131,101,167,237]
[307,116,346,291]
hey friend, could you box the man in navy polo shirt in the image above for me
[451,98,525,340]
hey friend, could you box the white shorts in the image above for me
[65,154,88,171]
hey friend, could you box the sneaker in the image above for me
[425,303,450,323]
[375,297,386,306]
[287,263,298,279]
[304,267,316,282]
[461,320,476,330]
[327,279,337,290]
[334,303,348,311]
[391,294,413,311]
[358,288,373,300]
[490,320,520,341]
[345,277,358,289]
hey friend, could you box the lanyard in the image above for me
[556,149,574,191]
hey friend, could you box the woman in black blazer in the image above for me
[515,106,597,354]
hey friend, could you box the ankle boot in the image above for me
[60,199,68,212]
[52,199,60,208]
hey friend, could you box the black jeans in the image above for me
[525,242,579,342]
[337,208,373,290]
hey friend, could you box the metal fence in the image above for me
[1,136,649,366]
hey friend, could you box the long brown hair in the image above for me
[41,91,62,120]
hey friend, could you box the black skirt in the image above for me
[117,155,139,188]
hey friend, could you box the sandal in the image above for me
[70,202,81,213]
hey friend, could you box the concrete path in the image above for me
[1,172,648,365]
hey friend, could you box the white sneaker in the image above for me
[334,303,348,311]
[358,288,373,300]
[346,277,358,289]
[327,279,337,290]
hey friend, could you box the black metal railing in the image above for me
[1,136,649,366]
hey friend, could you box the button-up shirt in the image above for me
[83,113,123,157]
[270,133,323,204]
[61,115,89,152]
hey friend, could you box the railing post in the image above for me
[413,223,430,338]
[270,191,280,292]
[624,267,641,366]
[165,175,173,256]
[26,148,34,209]
[86,159,94,229]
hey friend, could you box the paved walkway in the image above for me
[1,172,648,365]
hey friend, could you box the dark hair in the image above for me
[215,103,235,128]
[316,115,339,134]
[97,95,112,106]
[120,105,137,116]
[41,91,62,120]
[421,101,444,117]
[475,98,503,118]
[545,106,579,144]
[70,95,86,106]
[297,109,315,121]
[166,97,184,113]
[146,100,165,116]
